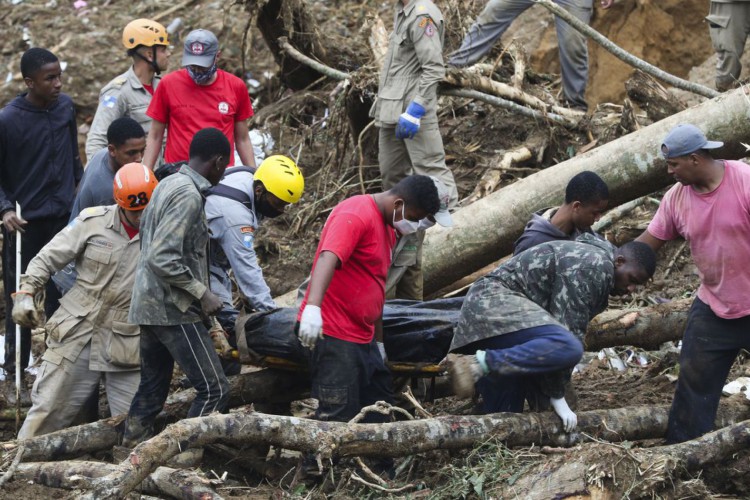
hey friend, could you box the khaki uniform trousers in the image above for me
[18,341,140,439]
[708,1,750,90]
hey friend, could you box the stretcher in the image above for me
[228,349,447,401]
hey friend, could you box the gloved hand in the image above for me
[209,319,234,359]
[299,304,323,349]
[377,341,387,362]
[550,396,578,432]
[12,291,41,328]
[395,101,426,139]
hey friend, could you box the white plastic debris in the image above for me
[232,130,275,167]
[166,18,182,35]
[597,348,627,372]
[722,377,750,399]
[73,0,87,8]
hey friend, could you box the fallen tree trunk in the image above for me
[585,298,691,351]
[423,88,750,293]
[1,369,306,462]
[81,403,750,499]
[14,461,221,500]
[497,413,750,499]
[626,69,687,122]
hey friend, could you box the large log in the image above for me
[81,402,750,499]
[1,369,306,462]
[13,461,221,500]
[495,415,750,499]
[423,88,750,293]
[584,298,691,351]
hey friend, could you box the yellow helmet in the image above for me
[123,19,169,49]
[254,155,304,204]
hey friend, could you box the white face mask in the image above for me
[417,217,435,231]
[393,203,419,235]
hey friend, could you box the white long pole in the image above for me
[15,202,21,431]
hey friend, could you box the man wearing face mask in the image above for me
[297,175,441,437]
[140,29,255,171]
[205,155,304,373]
[385,176,452,302]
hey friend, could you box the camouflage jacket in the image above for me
[450,234,615,351]
[128,166,211,325]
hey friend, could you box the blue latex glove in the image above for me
[395,101,426,139]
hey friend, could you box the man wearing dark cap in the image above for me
[637,123,750,443]
[141,29,255,169]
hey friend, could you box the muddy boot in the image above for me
[446,354,484,399]
[3,377,32,407]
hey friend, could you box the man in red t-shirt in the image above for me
[141,29,255,169]
[637,123,750,443]
[297,175,442,429]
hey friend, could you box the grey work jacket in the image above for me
[22,205,141,371]
[85,66,159,162]
[205,170,276,311]
[370,0,446,126]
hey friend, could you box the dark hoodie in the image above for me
[513,207,593,256]
[0,93,82,220]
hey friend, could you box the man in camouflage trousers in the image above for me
[121,128,230,448]
[371,0,459,299]
[448,234,655,431]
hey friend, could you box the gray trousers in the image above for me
[18,342,140,439]
[708,1,750,90]
[448,0,593,109]
[378,124,458,206]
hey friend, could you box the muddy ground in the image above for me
[1,0,750,498]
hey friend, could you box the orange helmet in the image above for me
[113,163,158,211]
[122,19,169,49]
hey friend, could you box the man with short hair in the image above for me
[85,19,170,163]
[449,0,615,110]
[448,235,655,431]
[141,29,255,170]
[514,170,609,255]
[73,117,146,218]
[122,127,231,448]
[0,48,83,378]
[636,123,750,443]
[297,175,442,426]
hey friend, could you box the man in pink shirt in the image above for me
[637,123,750,443]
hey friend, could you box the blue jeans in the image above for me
[122,322,230,447]
[465,324,583,413]
[666,298,750,443]
[311,335,393,423]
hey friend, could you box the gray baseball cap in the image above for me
[660,124,723,159]
[429,176,453,227]
[182,29,218,68]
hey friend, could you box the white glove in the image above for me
[12,292,41,328]
[299,305,323,349]
[550,396,578,433]
[377,341,387,362]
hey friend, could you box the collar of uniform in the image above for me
[180,165,214,195]
[125,65,160,91]
[398,0,418,16]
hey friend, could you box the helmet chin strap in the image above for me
[134,47,161,75]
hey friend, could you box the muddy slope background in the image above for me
[0,0,726,296]
[4,0,750,498]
